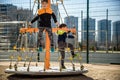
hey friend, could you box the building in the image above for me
[112,21,120,50]
[97,19,111,46]
[0,22,26,50]
[51,4,59,27]
[0,4,33,21]
[0,4,17,50]
[81,18,96,46]
[0,4,33,50]
[0,4,17,21]
[64,16,78,31]
[16,8,33,21]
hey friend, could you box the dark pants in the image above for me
[58,41,74,66]
[38,27,54,47]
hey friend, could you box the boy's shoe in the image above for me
[50,46,54,52]
[62,65,66,69]
[72,53,79,58]
[38,47,43,52]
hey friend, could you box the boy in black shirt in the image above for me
[57,24,75,69]
[29,0,59,51]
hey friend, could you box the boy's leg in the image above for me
[46,28,54,52]
[68,43,75,58]
[58,42,66,68]
[46,28,54,46]
[60,50,65,68]
[38,28,44,48]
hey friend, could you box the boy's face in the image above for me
[41,2,48,8]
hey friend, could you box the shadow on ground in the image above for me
[7,74,93,80]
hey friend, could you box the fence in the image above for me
[79,30,120,53]
[0,21,27,51]
[0,0,120,53]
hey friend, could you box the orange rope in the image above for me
[20,27,76,34]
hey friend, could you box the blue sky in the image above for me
[3,0,120,22]
[4,0,119,23]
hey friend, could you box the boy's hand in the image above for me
[29,22,32,26]
[55,22,59,27]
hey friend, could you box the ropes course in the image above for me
[5,0,88,75]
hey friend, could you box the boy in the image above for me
[29,0,59,51]
[57,24,75,69]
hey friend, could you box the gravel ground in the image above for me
[0,62,120,80]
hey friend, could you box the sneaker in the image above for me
[51,46,54,52]
[38,47,43,52]
[62,65,66,69]
[72,53,79,58]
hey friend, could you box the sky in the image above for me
[3,0,119,23]
[2,0,120,22]
[1,0,120,41]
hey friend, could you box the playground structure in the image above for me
[5,0,88,75]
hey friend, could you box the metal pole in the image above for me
[112,34,113,53]
[106,9,108,53]
[30,0,31,20]
[86,0,89,63]
[25,22,28,48]
[37,0,40,62]
[81,10,83,51]
[116,30,118,51]
[30,0,31,11]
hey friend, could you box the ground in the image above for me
[0,62,120,80]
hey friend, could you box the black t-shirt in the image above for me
[58,32,67,42]
[31,8,57,27]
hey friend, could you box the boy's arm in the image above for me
[64,32,67,38]
[31,15,39,24]
[52,12,57,23]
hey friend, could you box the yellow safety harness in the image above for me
[57,29,66,35]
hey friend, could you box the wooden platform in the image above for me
[5,66,88,76]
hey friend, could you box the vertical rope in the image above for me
[52,0,63,24]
